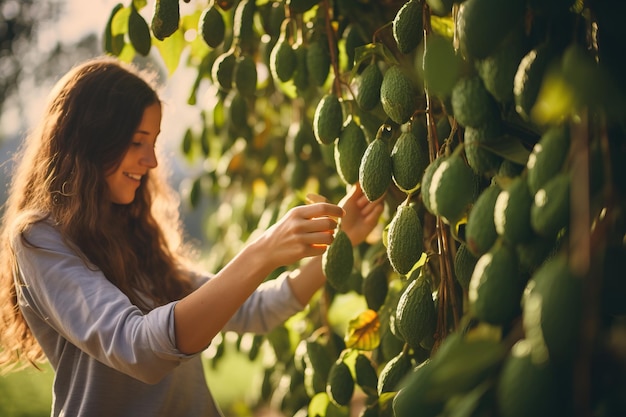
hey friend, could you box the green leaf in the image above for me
[482,135,531,165]
[430,15,454,39]
[189,177,202,208]
[308,392,330,417]
[181,127,194,155]
[111,6,130,36]
[128,5,152,56]
[351,42,398,77]
[154,29,185,75]
[132,0,147,10]
[103,3,124,55]
[117,43,136,63]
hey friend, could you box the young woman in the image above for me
[0,56,383,416]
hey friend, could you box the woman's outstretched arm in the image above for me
[173,202,345,354]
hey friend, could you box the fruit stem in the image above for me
[321,0,342,96]
[436,217,460,336]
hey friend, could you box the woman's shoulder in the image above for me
[11,213,63,250]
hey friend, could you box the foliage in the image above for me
[105,0,626,416]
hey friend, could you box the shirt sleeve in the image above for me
[223,271,305,334]
[13,222,197,384]
[189,270,305,335]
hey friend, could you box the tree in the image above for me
[0,0,102,138]
[105,0,626,416]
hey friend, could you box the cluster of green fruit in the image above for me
[104,0,625,416]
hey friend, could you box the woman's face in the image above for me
[105,102,161,204]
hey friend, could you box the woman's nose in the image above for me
[141,148,158,168]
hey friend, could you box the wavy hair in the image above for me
[0,57,196,370]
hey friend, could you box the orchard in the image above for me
[105,0,625,416]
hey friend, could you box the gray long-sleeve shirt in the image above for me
[12,219,304,416]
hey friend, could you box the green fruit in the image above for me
[356,62,383,111]
[104,4,124,55]
[234,55,257,97]
[451,75,498,128]
[304,366,326,397]
[289,0,321,14]
[424,332,506,400]
[476,28,528,104]
[305,339,333,380]
[326,360,355,407]
[497,340,559,417]
[335,119,368,185]
[260,1,285,38]
[392,360,443,417]
[387,204,424,275]
[517,235,558,274]
[463,122,503,176]
[307,39,331,86]
[526,125,570,194]
[423,33,461,97]
[426,150,476,224]
[270,38,296,83]
[531,172,570,238]
[465,183,501,257]
[344,24,367,70]
[395,270,436,348]
[212,50,237,91]
[227,91,248,129]
[359,127,393,201]
[292,43,310,92]
[286,158,309,189]
[514,43,558,120]
[199,5,225,48]
[435,116,451,142]
[380,66,419,124]
[494,177,534,244]
[456,0,526,60]
[420,157,444,215]
[233,0,255,50]
[377,350,412,395]
[322,229,354,292]
[454,243,478,290]
[391,129,429,192]
[128,5,152,56]
[151,0,179,41]
[380,323,405,362]
[498,159,525,178]
[393,0,423,54]
[362,263,389,311]
[355,354,378,397]
[522,253,582,363]
[313,94,344,145]
[468,240,522,325]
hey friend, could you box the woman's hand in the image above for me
[255,202,345,268]
[338,183,385,246]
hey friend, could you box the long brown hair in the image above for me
[0,57,196,370]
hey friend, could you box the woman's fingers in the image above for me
[305,231,335,246]
[302,216,338,233]
[302,202,345,220]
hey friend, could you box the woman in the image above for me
[0,56,383,416]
